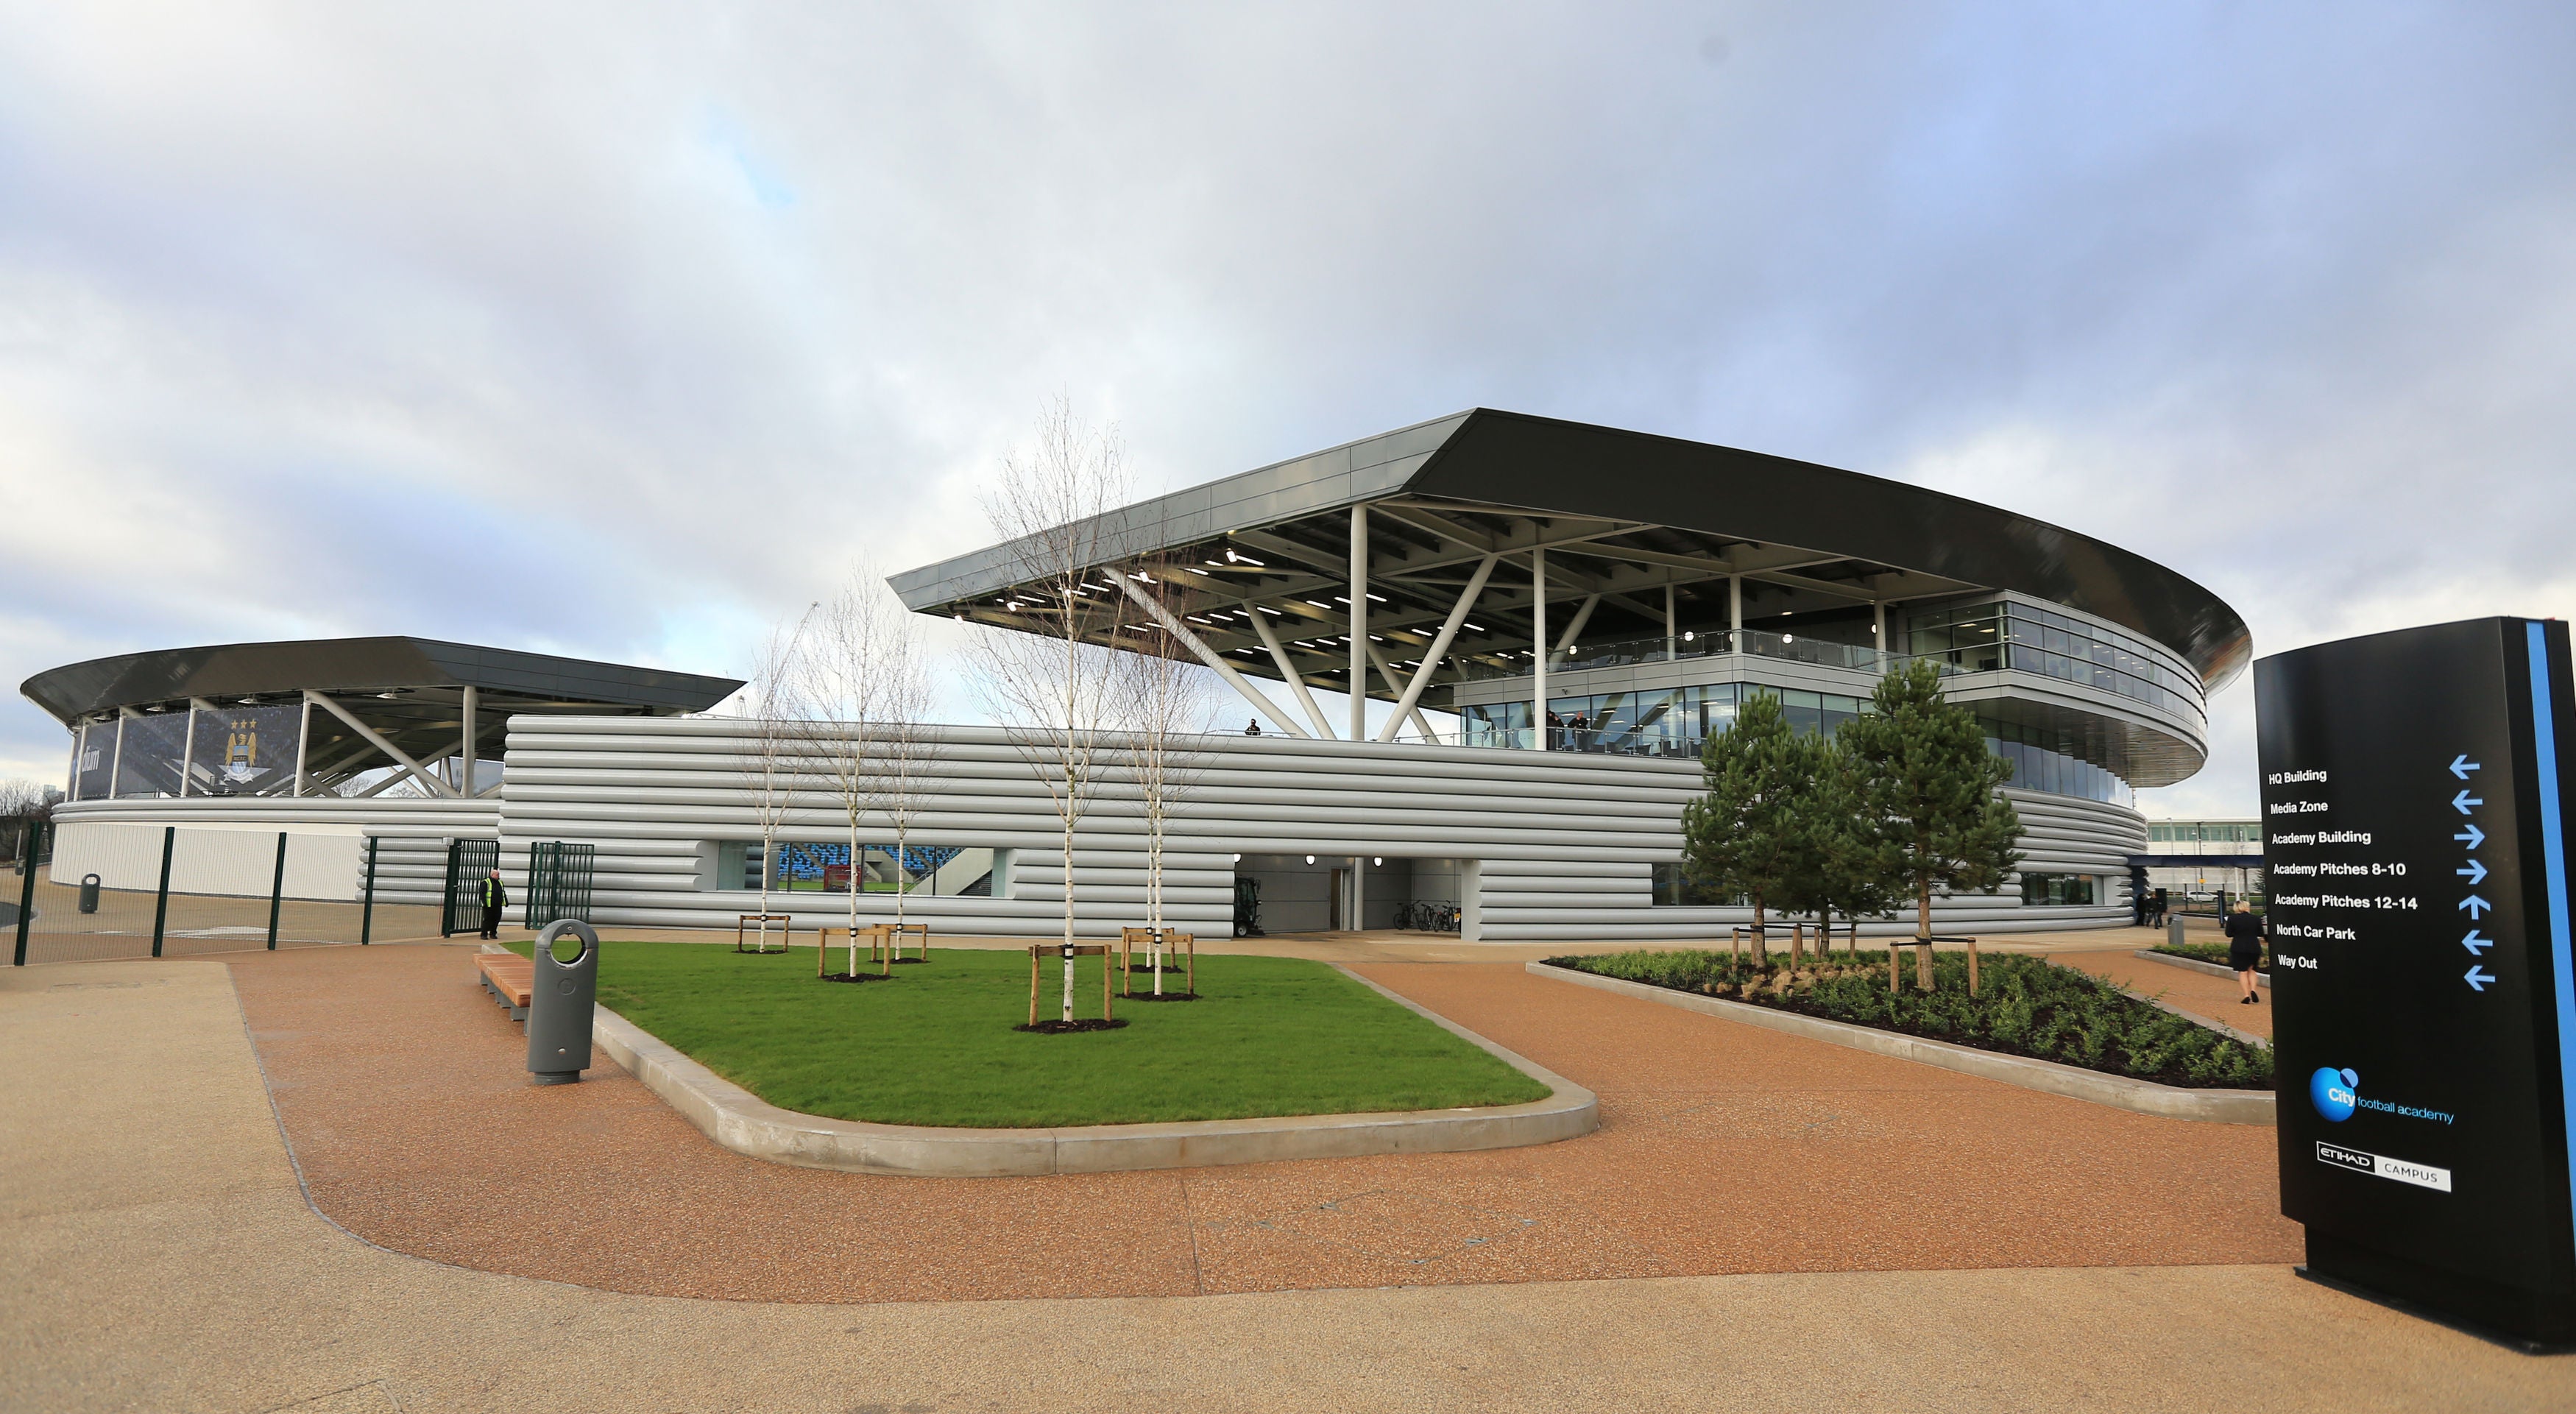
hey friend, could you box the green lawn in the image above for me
[516,941,1547,1128]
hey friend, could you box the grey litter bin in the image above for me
[2168,914,2186,950]
[78,873,101,913]
[527,919,599,1086]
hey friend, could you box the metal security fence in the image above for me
[524,841,595,930]
[10,821,439,966]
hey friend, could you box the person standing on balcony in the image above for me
[479,868,508,940]
[2223,899,2265,1005]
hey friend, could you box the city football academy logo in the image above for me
[2310,1067,2360,1122]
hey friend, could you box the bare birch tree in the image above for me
[868,617,942,937]
[802,579,891,975]
[742,608,815,927]
[1116,556,1222,994]
[967,399,1137,1023]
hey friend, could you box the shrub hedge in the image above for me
[2151,941,2268,972]
[1544,948,2272,1090]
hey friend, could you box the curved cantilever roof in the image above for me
[21,636,743,725]
[891,408,2252,686]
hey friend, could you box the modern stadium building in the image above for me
[22,410,2247,942]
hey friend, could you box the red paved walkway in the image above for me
[224,944,2297,1302]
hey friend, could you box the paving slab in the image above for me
[7,954,2575,1412]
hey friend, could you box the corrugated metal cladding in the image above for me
[49,715,2145,938]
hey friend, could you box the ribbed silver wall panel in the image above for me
[48,796,500,906]
[490,718,2142,941]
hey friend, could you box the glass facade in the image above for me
[1980,716,2131,806]
[1910,600,2201,721]
[1462,687,2131,805]
[188,704,304,797]
[1649,861,1741,906]
[1461,683,1865,757]
[112,711,191,798]
[771,841,971,893]
[2149,821,2260,844]
[2020,872,2100,906]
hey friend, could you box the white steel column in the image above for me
[1117,578,1312,738]
[1873,601,1889,665]
[293,697,311,797]
[1348,504,1369,741]
[110,710,132,798]
[74,721,90,800]
[178,700,202,797]
[1375,554,1498,741]
[1365,645,1440,740]
[1245,607,1336,739]
[1666,584,1677,662]
[1532,549,1548,751]
[1352,855,1365,935]
[460,686,478,797]
[1729,573,1744,654]
[1549,593,1600,668]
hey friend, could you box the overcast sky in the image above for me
[4,2,2571,816]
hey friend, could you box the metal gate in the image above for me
[441,838,500,936]
[525,841,595,930]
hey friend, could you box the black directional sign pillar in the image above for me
[2256,616,2576,1346]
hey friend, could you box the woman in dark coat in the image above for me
[2223,900,2265,1005]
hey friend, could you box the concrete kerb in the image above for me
[2136,947,2273,989]
[1525,961,2276,1126]
[581,964,1598,1178]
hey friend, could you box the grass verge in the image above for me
[2151,941,2268,972]
[515,941,1546,1127]
[1543,949,2272,1089]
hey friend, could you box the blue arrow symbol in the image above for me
[2451,755,2481,780]
[2461,894,2492,919]
[2459,859,2488,885]
[2454,789,2484,815]
[2463,930,2494,955]
[2455,823,2485,849]
[2466,964,2496,991]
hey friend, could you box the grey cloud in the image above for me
[1,1,2571,821]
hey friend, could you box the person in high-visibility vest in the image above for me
[480,869,508,940]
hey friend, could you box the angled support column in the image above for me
[293,696,311,797]
[1547,593,1601,668]
[180,699,207,797]
[1245,607,1337,739]
[1376,554,1498,742]
[1365,645,1440,741]
[1117,578,1311,739]
[1729,573,1744,654]
[304,690,459,797]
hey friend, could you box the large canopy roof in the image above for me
[891,409,2251,687]
[21,636,743,725]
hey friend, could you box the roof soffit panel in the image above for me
[1401,411,2249,684]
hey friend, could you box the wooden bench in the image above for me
[477,949,534,1021]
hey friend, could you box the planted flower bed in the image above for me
[2151,941,2268,972]
[1544,949,2272,1090]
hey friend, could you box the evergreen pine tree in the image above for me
[1801,732,1906,952]
[1680,690,1815,966]
[1841,659,2022,984]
